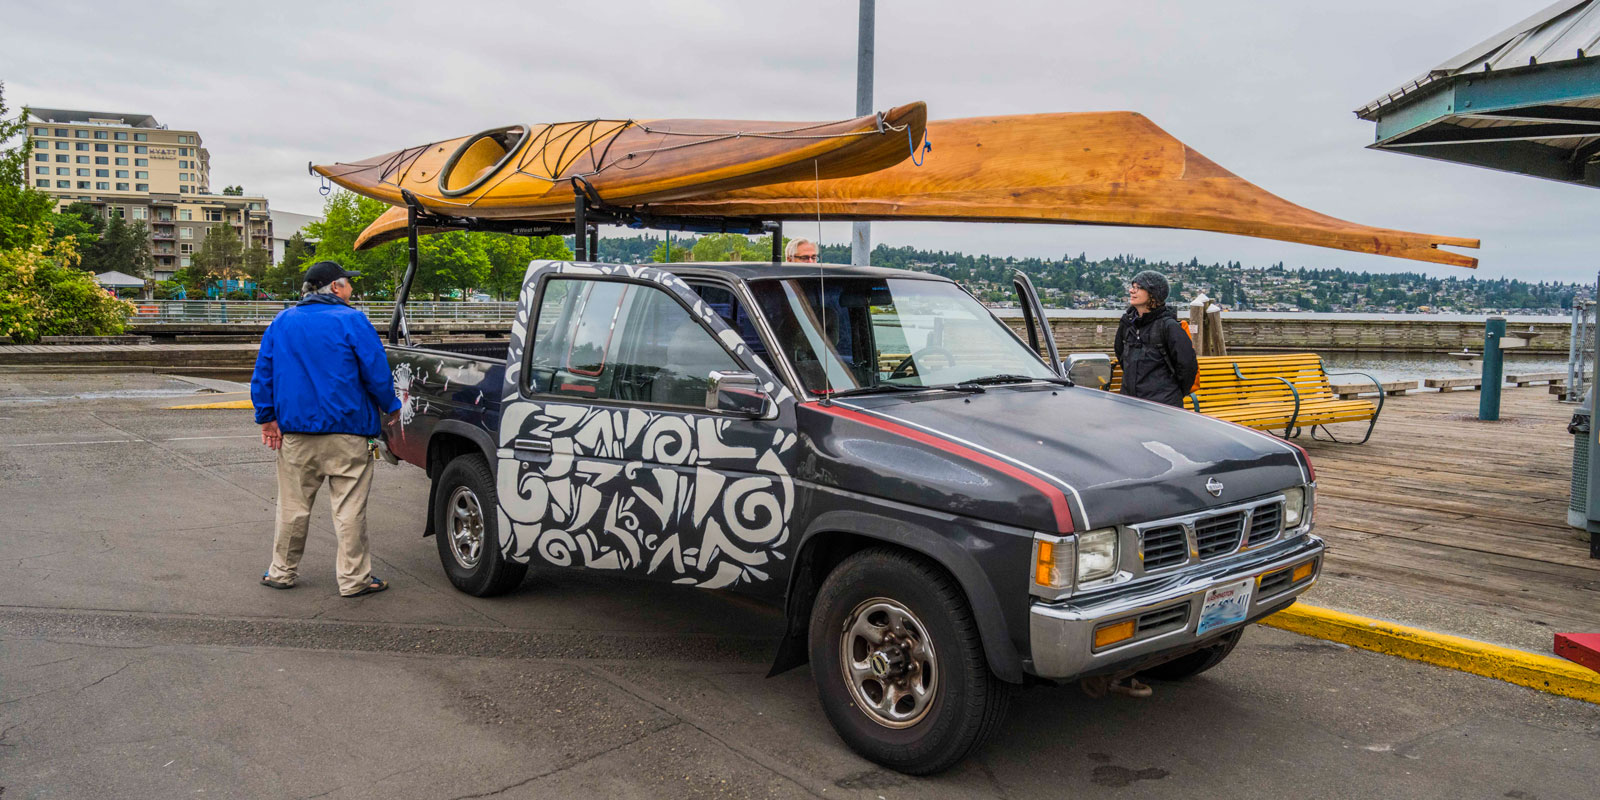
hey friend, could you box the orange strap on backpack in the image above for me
[1177,320,1200,393]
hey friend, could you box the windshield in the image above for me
[747,277,1056,395]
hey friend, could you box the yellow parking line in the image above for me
[166,399,254,410]
[1261,603,1600,704]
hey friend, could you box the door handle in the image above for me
[513,437,552,454]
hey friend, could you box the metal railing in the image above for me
[1568,299,1594,403]
[127,300,519,324]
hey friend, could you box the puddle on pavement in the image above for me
[0,387,209,405]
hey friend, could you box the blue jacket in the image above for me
[251,295,401,437]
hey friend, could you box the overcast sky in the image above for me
[6,1,1596,282]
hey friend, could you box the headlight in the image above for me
[1282,487,1306,529]
[1076,528,1119,584]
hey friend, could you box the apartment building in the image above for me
[24,109,270,280]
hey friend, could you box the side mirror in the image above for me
[706,370,772,417]
[1060,353,1112,390]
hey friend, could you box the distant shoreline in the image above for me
[993,309,1572,323]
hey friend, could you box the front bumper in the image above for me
[1028,534,1324,679]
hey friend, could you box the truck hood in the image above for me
[826,384,1309,531]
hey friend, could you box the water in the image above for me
[993,309,1572,323]
[1319,352,1572,385]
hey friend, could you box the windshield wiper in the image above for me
[960,373,1074,387]
[829,382,985,399]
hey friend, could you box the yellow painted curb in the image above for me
[166,399,253,410]
[1261,604,1600,704]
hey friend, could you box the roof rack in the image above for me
[387,183,786,345]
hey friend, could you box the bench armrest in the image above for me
[1263,375,1301,437]
[1325,370,1386,418]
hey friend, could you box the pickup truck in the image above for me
[381,258,1323,774]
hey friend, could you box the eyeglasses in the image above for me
[792,254,818,262]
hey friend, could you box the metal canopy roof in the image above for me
[94,271,146,287]
[1356,0,1600,188]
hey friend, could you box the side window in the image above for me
[526,278,741,408]
[689,282,770,363]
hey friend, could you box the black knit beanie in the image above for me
[1131,270,1170,305]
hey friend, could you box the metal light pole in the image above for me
[1589,270,1600,558]
[851,0,874,266]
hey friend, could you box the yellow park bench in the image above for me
[1108,353,1383,443]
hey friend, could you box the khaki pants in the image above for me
[267,433,376,595]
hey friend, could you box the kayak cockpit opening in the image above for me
[437,124,529,197]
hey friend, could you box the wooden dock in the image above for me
[1303,387,1600,650]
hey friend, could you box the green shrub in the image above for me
[0,236,132,343]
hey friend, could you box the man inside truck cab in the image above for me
[251,261,402,598]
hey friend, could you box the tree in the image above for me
[482,233,574,299]
[191,224,247,287]
[481,233,532,300]
[280,231,313,270]
[0,82,54,252]
[168,267,207,297]
[689,233,772,262]
[650,239,691,263]
[256,232,312,300]
[83,216,154,281]
[1,227,133,343]
[304,190,406,298]
[414,231,490,300]
[51,201,104,249]
[258,231,314,298]
[221,185,243,196]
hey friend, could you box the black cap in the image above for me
[304,261,360,289]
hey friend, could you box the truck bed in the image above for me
[409,339,511,362]
[385,342,507,469]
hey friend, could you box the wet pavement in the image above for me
[1,372,1595,799]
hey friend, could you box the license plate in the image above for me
[1196,579,1254,635]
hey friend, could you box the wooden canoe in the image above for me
[345,111,1478,268]
[313,103,926,219]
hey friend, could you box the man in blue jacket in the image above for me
[252,261,401,597]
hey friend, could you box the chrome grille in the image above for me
[1247,502,1283,546]
[1195,511,1246,559]
[1140,525,1188,570]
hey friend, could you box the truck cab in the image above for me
[383,259,1323,774]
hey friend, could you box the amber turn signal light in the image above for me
[1292,560,1315,583]
[1093,619,1136,649]
[1035,541,1055,586]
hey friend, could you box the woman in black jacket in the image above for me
[1113,271,1199,408]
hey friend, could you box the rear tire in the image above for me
[433,454,527,597]
[1138,629,1243,681]
[808,548,1011,775]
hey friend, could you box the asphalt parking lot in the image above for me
[1,372,1596,800]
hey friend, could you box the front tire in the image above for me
[433,454,527,597]
[808,548,1010,775]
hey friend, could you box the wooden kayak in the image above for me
[650,113,1478,267]
[345,110,1477,268]
[313,103,927,219]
